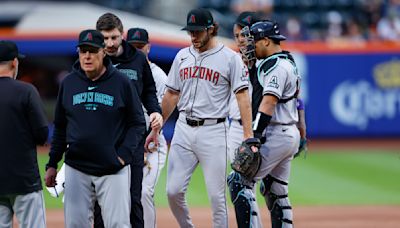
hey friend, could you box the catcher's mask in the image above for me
[240,20,287,65]
[239,25,256,66]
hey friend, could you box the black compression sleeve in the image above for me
[253,112,272,136]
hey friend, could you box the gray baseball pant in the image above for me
[64,164,131,228]
[0,191,46,228]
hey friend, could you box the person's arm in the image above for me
[295,98,307,158]
[296,98,307,139]
[142,59,161,115]
[258,95,277,117]
[142,60,163,131]
[45,84,68,187]
[235,89,254,140]
[150,66,168,130]
[252,95,278,142]
[27,85,49,145]
[229,53,253,140]
[161,89,180,124]
[144,88,179,151]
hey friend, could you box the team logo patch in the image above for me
[132,31,141,39]
[242,16,252,25]
[240,66,249,81]
[83,32,93,41]
[267,75,279,88]
[119,69,138,80]
[189,14,196,24]
[72,92,114,111]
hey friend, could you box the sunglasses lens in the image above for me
[79,47,100,54]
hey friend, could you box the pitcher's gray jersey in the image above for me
[258,57,300,124]
[166,43,249,118]
[229,59,263,120]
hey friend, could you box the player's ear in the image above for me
[207,26,214,35]
[264,38,270,47]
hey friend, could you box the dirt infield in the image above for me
[41,206,400,228]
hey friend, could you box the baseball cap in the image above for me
[0,40,25,61]
[182,8,214,31]
[77,29,105,48]
[235,12,263,27]
[250,21,287,41]
[127,28,149,44]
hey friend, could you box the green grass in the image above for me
[38,150,400,209]
[289,151,400,205]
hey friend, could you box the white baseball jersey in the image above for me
[228,59,262,120]
[258,57,300,124]
[166,43,249,119]
[142,62,168,228]
[150,62,167,103]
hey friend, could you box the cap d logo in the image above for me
[189,14,196,24]
[242,16,252,24]
[84,32,93,41]
[133,31,141,39]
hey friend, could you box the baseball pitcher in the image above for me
[147,8,254,228]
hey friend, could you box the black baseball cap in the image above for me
[0,40,25,61]
[182,8,214,31]
[235,12,263,27]
[127,28,149,44]
[77,29,105,48]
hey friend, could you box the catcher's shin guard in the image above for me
[227,171,259,228]
[260,175,293,228]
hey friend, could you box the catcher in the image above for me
[228,20,302,228]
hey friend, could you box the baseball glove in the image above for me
[231,138,262,180]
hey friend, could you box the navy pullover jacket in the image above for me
[0,77,48,194]
[47,58,146,176]
[109,40,161,115]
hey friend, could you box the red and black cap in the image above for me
[235,11,263,28]
[182,8,214,31]
[127,28,149,44]
[0,40,25,61]
[77,29,105,48]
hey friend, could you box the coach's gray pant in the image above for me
[64,164,131,228]
[0,191,46,228]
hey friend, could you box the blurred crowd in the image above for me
[102,0,400,42]
[197,0,400,41]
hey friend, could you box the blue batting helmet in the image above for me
[250,21,286,41]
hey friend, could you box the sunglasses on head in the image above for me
[78,46,101,54]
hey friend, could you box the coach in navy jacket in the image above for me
[46,36,145,176]
[45,29,145,228]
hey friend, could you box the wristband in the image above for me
[253,112,272,135]
[45,163,56,171]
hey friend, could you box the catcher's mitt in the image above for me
[231,138,261,180]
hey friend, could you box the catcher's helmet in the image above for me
[249,21,286,41]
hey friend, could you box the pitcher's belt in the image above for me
[180,115,226,127]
